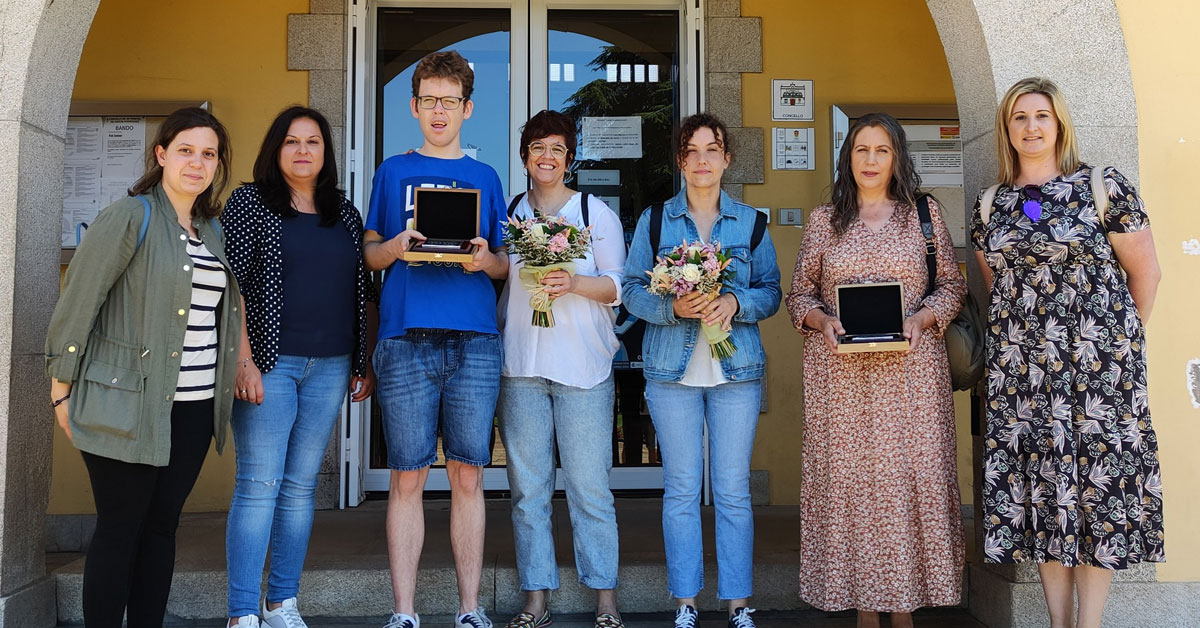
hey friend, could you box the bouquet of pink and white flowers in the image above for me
[503,213,593,327]
[645,240,737,358]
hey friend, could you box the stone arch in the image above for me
[0,0,1143,625]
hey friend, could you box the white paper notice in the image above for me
[772,79,814,121]
[579,116,643,160]
[773,127,815,170]
[103,117,146,179]
[904,124,963,187]
[66,117,103,161]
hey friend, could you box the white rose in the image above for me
[651,266,672,286]
[681,264,703,283]
[531,223,549,242]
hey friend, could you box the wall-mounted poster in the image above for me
[773,127,815,170]
[62,116,146,247]
[772,79,814,121]
[903,124,962,187]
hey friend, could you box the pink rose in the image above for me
[548,232,569,253]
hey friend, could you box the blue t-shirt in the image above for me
[364,152,506,340]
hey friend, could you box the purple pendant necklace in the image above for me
[1021,184,1044,222]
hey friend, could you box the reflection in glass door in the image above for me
[357,1,689,495]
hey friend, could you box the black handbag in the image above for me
[915,194,984,390]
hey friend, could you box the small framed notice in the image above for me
[772,79,814,121]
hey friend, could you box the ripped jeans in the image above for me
[225,354,351,618]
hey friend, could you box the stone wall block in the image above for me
[725,127,764,185]
[1074,124,1140,187]
[330,125,346,183]
[0,354,55,592]
[13,125,65,355]
[0,576,55,628]
[0,2,40,123]
[705,0,741,18]
[705,18,762,74]
[309,70,346,127]
[705,72,742,127]
[309,0,346,15]
[15,0,100,138]
[926,0,997,144]
[721,183,744,201]
[288,14,345,71]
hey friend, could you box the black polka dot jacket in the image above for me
[221,184,377,377]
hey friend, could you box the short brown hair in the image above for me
[519,110,577,166]
[130,107,231,219]
[676,113,732,167]
[411,50,474,101]
[995,77,1080,186]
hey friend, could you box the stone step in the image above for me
[53,499,819,624]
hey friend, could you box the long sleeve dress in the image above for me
[786,199,967,612]
[970,165,1165,569]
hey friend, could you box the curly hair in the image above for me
[676,112,732,167]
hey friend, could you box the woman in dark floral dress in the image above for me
[972,77,1163,628]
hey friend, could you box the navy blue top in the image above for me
[279,212,357,357]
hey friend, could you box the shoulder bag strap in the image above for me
[581,192,591,228]
[1091,165,1110,227]
[979,184,1002,225]
[135,195,152,251]
[750,209,768,251]
[915,194,938,297]
[648,202,665,264]
[507,192,526,218]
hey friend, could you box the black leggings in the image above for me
[80,399,214,628]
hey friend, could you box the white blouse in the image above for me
[499,192,627,389]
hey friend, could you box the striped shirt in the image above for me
[175,236,227,401]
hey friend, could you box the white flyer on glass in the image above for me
[579,116,642,160]
[772,79,814,121]
[904,124,963,187]
[62,116,148,247]
[773,127,815,171]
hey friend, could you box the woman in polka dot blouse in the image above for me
[219,106,378,628]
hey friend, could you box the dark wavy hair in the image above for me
[830,112,922,236]
[676,112,732,167]
[130,107,230,219]
[519,109,577,169]
[251,106,343,226]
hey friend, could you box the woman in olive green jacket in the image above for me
[45,107,241,628]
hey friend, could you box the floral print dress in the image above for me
[787,199,966,612]
[971,164,1165,569]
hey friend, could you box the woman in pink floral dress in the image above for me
[786,113,966,628]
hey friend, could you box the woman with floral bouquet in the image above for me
[497,109,628,628]
[621,113,781,628]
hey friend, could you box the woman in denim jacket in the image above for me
[621,113,781,628]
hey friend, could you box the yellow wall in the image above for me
[739,0,961,505]
[1116,0,1200,583]
[49,0,310,514]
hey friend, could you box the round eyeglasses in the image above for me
[528,142,569,159]
[416,95,464,110]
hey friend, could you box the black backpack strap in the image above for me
[648,202,665,263]
[750,209,768,251]
[915,194,937,297]
[507,192,526,218]
[581,192,590,228]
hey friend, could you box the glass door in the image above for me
[355,0,691,494]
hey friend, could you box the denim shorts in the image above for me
[373,329,502,470]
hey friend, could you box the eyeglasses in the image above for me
[1021,185,1043,221]
[415,95,465,110]
[528,141,569,159]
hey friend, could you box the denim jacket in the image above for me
[621,188,782,382]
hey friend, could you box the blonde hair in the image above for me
[995,77,1080,186]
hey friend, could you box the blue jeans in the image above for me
[374,330,502,470]
[499,375,619,591]
[225,354,351,618]
[645,379,760,600]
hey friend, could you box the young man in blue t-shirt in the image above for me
[362,51,507,628]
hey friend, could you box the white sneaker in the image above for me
[456,608,494,628]
[261,597,307,628]
[229,616,260,628]
[384,613,421,628]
